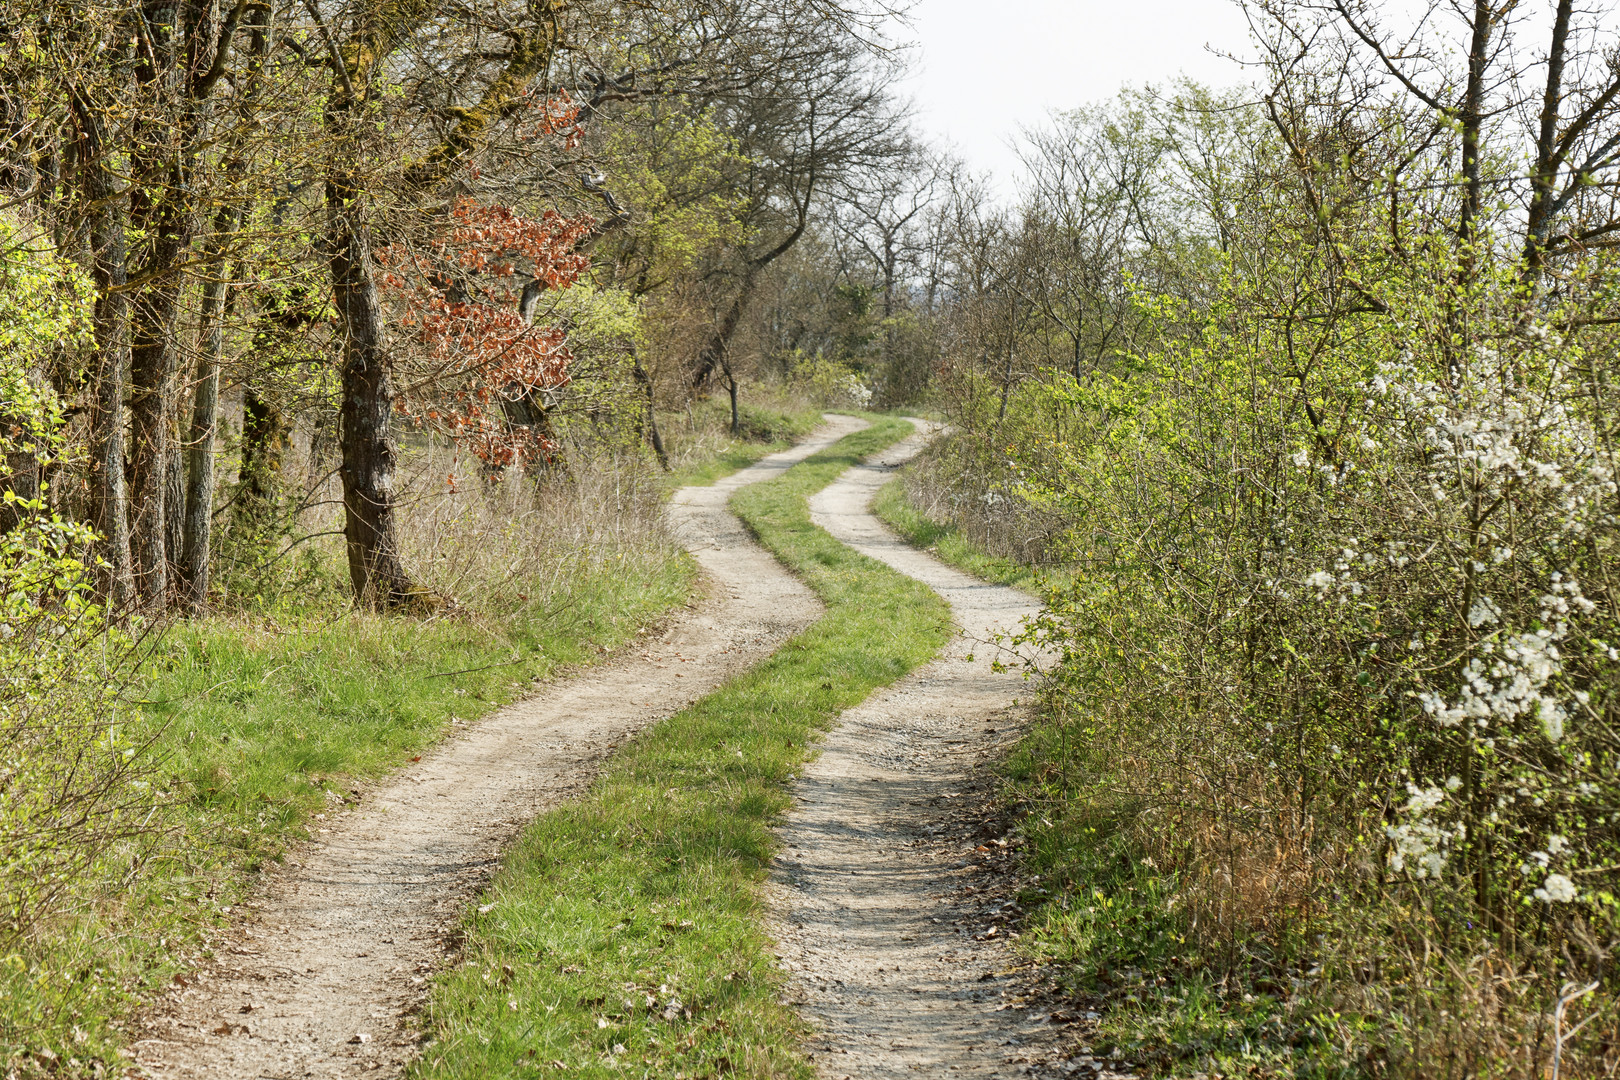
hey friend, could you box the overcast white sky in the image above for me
[893,1,1258,194]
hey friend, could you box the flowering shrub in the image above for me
[1330,345,1620,920]
[916,27,1620,1064]
[1016,280,1620,889]
[926,246,1620,1066]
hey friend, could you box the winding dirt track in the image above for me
[770,423,1067,1078]
[131,415,864,1080]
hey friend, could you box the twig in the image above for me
[1551,979,1600,1080]
[424,654,530,680]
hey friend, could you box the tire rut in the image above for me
[770,423,1095,1079]
[130,415,866,1080]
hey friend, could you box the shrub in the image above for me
[0,220,160,946]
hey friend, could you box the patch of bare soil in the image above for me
[130,415,865,1080]
[770,424,1132,1080]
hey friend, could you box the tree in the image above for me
[383,198,594,471]
[684,12,910,428]
[831,144,944,403]
[1012,103,1162,382]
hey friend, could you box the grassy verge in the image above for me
[871,476,1043,592]
[1,547,695,1076]
[150,555,695,872]
[660,400,822,490]
[410,417,953,1079]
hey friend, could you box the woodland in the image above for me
[3,0,1620,1075]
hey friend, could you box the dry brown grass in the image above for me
[899,443,1068,568]
[654,385,824,477]
[1318,921,1620,1078]
[258,432,677,616]
[1029,688,1620,1077]
[1131,795,1333,949]
[391,443,674,613]
[1022,702,1620,1076]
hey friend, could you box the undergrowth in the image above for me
[411,416,953,1079]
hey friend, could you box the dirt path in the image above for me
[131,415,866,1080]
[770,423,1082,1079]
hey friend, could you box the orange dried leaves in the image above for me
[381,196,596,468]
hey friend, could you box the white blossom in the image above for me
[1467,596,1501,628]
[1534,874,1578,903]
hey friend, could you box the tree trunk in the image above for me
[691,192,812,389]
[1522,0,1575,278]
[126,122,198,610]
[124,0,216,611]
[648,408,669,471]
[239,383,289,513]
[176,0,272,612]
[691,268,759,391]
[722,356,740,434]
[127,287,183,608]
[997,338,1015,424]
[1458,0,1493,253]
[630,354,669,471]
[162,416,185,579]
[328,170,417,608]
[179,272,228,611]
[72,98,135,607]
[88,275,136,608]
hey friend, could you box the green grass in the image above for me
[148,552,695,871]
[871,477,1045,592]
[410,417,953,1080]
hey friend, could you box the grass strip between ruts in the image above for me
[411,416,952,1079]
